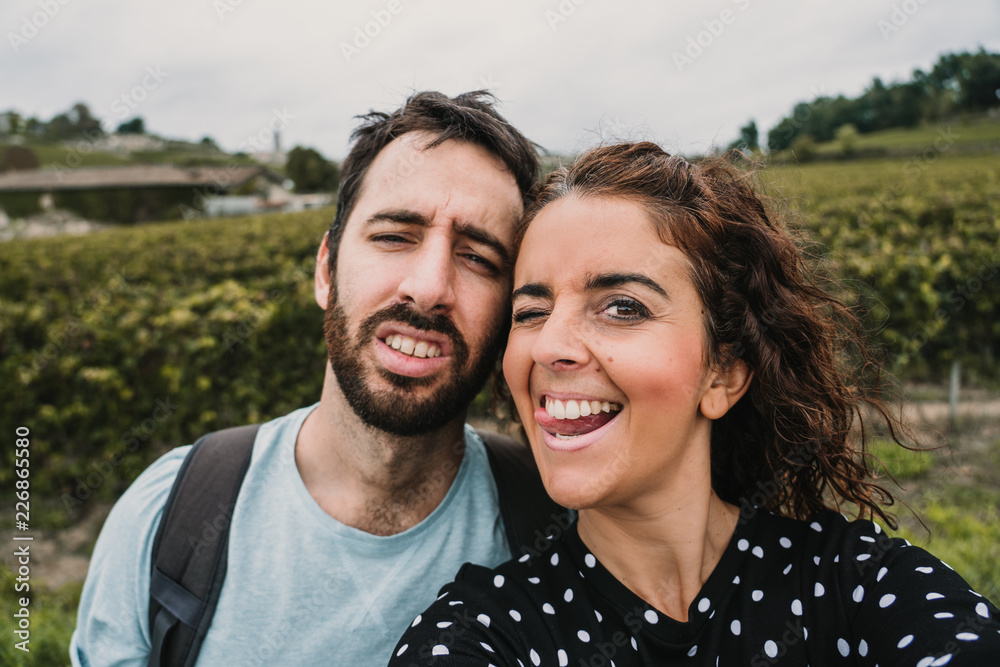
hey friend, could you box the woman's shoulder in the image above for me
[752,507,960,583]
[749,508,1000,662]
[454,527,578,600]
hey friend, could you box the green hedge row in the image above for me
[0,210,333,521]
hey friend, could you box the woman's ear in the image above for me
[314,232,333,309]
[700,359,752,420]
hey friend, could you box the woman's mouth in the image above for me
[533,395,622,450]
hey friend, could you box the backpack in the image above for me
[147,424,565,667]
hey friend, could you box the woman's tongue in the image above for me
[534,407,617,437]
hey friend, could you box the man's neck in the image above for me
[295,367,468,536]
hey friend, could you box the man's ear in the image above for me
[700,359,752,420]
[314,232,333,309]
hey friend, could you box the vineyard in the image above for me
[764,153,1000,383]
[2,152,1000,515]
[0,149,998,664]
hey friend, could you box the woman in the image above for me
[389,142,1000,665]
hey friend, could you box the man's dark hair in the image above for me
[327,90,539,269]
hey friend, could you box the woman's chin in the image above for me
[538,470,606,511]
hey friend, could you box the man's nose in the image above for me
[396,241,457,314]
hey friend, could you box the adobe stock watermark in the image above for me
[107,65,169,125]
[544,0,591,32]
[237,106,295,154]
[42,66,170,179]
[672,0,752,73]
[340,0,404,63]
[61,397,179,515]
[179,107,295,219]
[7,0,73,54]
[221,260,314,352]
[477,73,502,93]
[18,268,132,381]
[891,253,1000,372]
[856,126,959,227]
[212,0,248,21]
[764,83,830,151]
[877,0,933,41]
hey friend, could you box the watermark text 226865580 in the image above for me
[13,426,33,654]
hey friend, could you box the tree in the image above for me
[117,118,145,134]
[46,102,105,141]
[739,120,759,151]
[728,120,759,154]
[765,49,999,150]
[285,146,340,193]
[835,124,859,157]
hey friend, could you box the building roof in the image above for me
[0,164,276,192]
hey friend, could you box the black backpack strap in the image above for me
[148,424,260,667]
[476,429,570,559]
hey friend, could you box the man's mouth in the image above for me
[381,334,443,359]
[535,396,622,440]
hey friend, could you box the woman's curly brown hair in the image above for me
[514,141,909,527]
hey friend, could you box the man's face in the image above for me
[318,132,524,436]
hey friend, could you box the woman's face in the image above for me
[504,194,737,511]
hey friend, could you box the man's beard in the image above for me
[323,290,505,437]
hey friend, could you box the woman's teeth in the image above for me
[384,334,442,359]
[544,398,621,420]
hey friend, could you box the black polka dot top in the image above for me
[389,509,1000,666]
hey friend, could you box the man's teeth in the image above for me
[544,398,620,420]
[385,334,442,359]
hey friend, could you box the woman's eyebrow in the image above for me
[511,283,552,300]
[586,272,670,299]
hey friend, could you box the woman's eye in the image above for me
[512,309,547,324]
[603,299,648,320]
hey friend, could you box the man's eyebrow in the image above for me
[364,209,428,226]
[364,210,510,267]
[586,272,670,299]
[511,283,553,301]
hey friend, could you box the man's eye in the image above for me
[463,253,499,274]
[372,234,409,244]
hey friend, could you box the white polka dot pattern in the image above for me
[387,509,1000,667]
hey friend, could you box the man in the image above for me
[71,91,542,665]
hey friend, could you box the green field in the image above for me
[810,115,1000,156]
[0,142,268,171]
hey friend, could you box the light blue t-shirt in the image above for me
[70,404,510,666]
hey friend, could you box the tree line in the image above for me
[729,49,1000,154]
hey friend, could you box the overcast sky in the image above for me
[4,0,999,160]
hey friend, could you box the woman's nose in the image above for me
[531,309,590,371]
